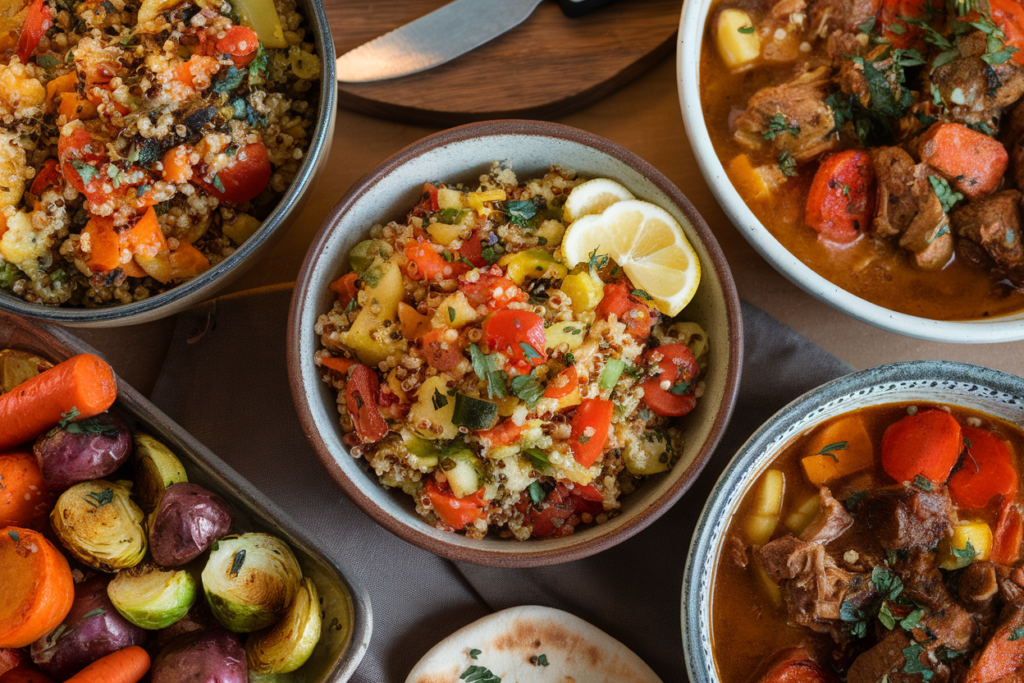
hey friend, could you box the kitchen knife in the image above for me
[336,0,616,84]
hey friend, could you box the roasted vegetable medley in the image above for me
[0,348,325,682]
[315,165,709,540]
[0,0,321,308]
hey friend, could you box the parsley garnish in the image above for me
[59,407,81,428]
[844,489,867,511]
[669,380,691,395]
[518,342,542,364]
[481,242,504,264]
[66,417,120,437]
[872,565,904,601]
[85,487,114,508]
[879,601,897,629]
[469,649,481,660]
[448,306,456,323]
[7,530,18,543]
[902,641,934,680]
[537,654,549,666]
[577,434,592,444]
[441,250,454,262]
[913,474,932,491]
[564,351,575,365]
[763,113,801,141]
[815,441,848,463]
[631,288,652,300]
[525,448,550,469]
[510,369,545,408]
[738,25,755,34]
[777,150,798,177]
[928,175,963,213]
[951,541,976,568]
[248,43,268,80]
[230,549,246,575]
[432,389,449,410]
[505,199,539,228]
[82,608,106,619]
[588,246,610,270]
[469,344,507,399]
[71,160,97,185]
[528,481,546,506]
[460,665,500,682]
[901,608,925,631]
[213,175,226,193]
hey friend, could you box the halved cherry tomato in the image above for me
[420,327,463,372]
[477,419,524,445]
[459,230,487,267]
[948,426,1018,509]
[30,159,61,197]
[569,398,614,467]
[594,281,657,339]
[482,309,547,374]
[404,239,452,281]
[194,141,270,204]
[16,0,51,64]
[460,268,527,311]
[216,26,260,67]
[516,482,603,539]
[345,364,388,443]
[423,184,440,212]
[639,343,700,417]
[424,478,486,530]
[543,366,578,400]
[329,272,359,307]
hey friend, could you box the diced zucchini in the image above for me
[347,239,393,275]
[599,359,626,391]
[451,394,499,431]
[497,248,568,285]
[437,188,463,210]
[440,448,484,498]
[401,430,439,468]
[544,321,587,352]
[340,259,407,366]
[408,375,457,440]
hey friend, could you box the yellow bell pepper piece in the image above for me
[466,189,507,212]
[498,248,568,285]
[561,269,604,313]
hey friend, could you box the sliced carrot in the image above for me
[119,257,147,278]
[82,217,123,273]
[119,207,167,258]
[992,499,1023,566]
[320,356,355,375]
[477,419,524,445]
[0,664,56,683]
[880,409,962,484]
[167,242,210,278]
[805,150,875,244]
[45,73,77,112]
[918,123,1008,199]
[63,646,149,683]
[0,353,117,451]
[0,452,52,530]
[800,414,875,486]
[160,144,192,184]
[0,527,74,648]
[948,426,1018,509]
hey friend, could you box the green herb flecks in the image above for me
[1010,627,1024,641]
[951,541,977,568]
[448,306,456,323]
[525,448,550,470]
[777,150,798,177]
[879,601,897,630]
[528,481,546,506]
[815,441,848,463]
[7,530,18,543]
[460,664,500,683]
[85,487,114,508]
[669,380,691,395]
[738,25,755,34]
[432,389,449,410]
[82,608,106,619]
[230,549,246,575]
[631,288,653,300]
[518,342,543,364]
[469,649,482,660]
[763,113,801,141]
[588,246,610,271]
[469,344,507,399]
[536,654,550,666]
[71,160,98,185]
[436,208,467,225]
[59,407,81,428]
[510,369,545,409]
[872,565,904,601]
[913,474,932,491]
[66,418,120,437]
[213,175,226,193]
[903,641,934,680]
[505,199,540,229]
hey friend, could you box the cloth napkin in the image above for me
[151,283,853,683]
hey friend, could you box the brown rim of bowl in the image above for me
[287,119,743,567]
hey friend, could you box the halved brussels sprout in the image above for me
[51,480,147,572]
[202,533,302,633]
[107,562,197,630]
[246,577,322,674]
[133,433,188,514]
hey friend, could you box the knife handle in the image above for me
[557,0,616,18]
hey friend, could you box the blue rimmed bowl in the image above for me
[681,361,1024,683]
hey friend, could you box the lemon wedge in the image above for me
[561,200,701,317]
[562,178,635,223]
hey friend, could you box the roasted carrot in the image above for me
[754,648,833,683]
[0,527,74,648]
[172,55,219,90]
[477,419,524,446]
[801,414,874,486]
[0,353,117,451]
[0,664,56,683]
[119,207,167,258]
[329,272,359,307]
[160,144,192,184]
[404,239,451,281]
[992,499,1023,566]
[0,649,25,677]
[880,409,962,484]
[167,242,210,278]
[948,426,1018,509]
[918,123,1008,199]
[319,356,356,375]
[57,93,98,122]
[63,646,150,683]
[964,604,1024,683]
[82,217,122,273]
[45,72,77,113]
[0,452,52,530]
[805,150,875,244]
[992,0,1024,66]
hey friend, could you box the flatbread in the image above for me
[405,605,663,683]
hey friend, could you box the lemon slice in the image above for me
[562,178,635,223]
[561,200,701,317]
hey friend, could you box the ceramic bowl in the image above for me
[676,0,1024,343]
[0,5,337,328]
[681,361,1024,683]
[288,120,743,567]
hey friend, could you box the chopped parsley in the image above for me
[213,175,226,193]
[668,380,691,395]
[436,208,466,225]
[902,641,934,681]
[913,474,932,491]
[469,649,482,660]
[777,150,798,177]
[481,242,504,264]
[469,344,507,399]
[815,441,848,463]
[588,246,610,271]
[763,113,801,141]
[631,288,652,300]
[901,608,925,631]
[82,608,106,619]
[71,160,97,185]
[448,306,456,323]
[460,665,500,683]
[519,342,543,363]
[59,407,81,428]
[872,565,904,601]
[878,601,897,629]
[510,369,545,408]
[951,541,977,568]
[928,175,963,213]
[564,351,575,365]
[528,481,546,506]
[505,199,540,228]
[738,25,755,34]
[1010,627,1024,642]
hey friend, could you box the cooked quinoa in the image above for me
[314,164,709,541]
[0,0,320,306]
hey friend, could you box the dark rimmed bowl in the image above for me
[287,120,743,567]
[0,4,337,328]
[681,361,1024,683]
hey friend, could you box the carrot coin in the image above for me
[0,527,74,648]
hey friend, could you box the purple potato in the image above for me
[30,575,148,680]
[151,628,247,683]
[33,412,132,492]
[150,483,232,567]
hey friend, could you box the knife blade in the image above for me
[336,0,616,84]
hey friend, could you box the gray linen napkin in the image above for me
[151,284,853,682]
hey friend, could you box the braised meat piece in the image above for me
[872,147,919,238]
[956,561,1003,639]
[771,0,806,20]
[950,191,1024,284]
[801,487,854,544]
[854,484,955,552]
[733,67,840,164]
[894,549,977,652]
[759,535,855,635]
[808,0,881,37]
[898,169,955,271]
[847,629,917,683]
[928,31,1024,126]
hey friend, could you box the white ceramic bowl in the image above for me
[681,361,1024,683]
[288,120,742,567]
[677,0,1024,342]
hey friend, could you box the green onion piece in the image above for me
[599,359,626,391]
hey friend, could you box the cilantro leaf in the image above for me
[902,641,934,680]
[913,474,932,491]
[469,344,507,399]
[763,113,801,141]
[777,150,798,177]
[510,369,545,408]
[528,481,546,506]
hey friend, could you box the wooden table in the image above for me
[74,57,1024,396]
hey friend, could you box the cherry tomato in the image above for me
[639,344,700,417]
[569,399,614,467]
[16,0,51,64]
[424,477,486,530]
[420,328,463,372]
[345,364,388,443]
[543,366,578,400]
[516,482,603,539]
[216,25,260,67]
[194,141,271,204]
[482,309,547,374]
[459,230,488,267]
[594,281,657,339]
[460,267,527,311]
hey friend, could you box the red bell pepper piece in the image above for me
[477,419,524,445]
[329,272,359,307]
[30,159,61,197]
[424,478,486,530]
[459,230,488,267]
[420,327,463,372]
[345,364,388,443]
[639,343,700,417]
[459,267,527,311]
[17,0,52,65]
[569,398,614,467]
[543,366,578,400]
[482,309,547,375]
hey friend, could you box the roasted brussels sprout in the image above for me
[107,562,197,630]
[30,575,148,680]
[150,628,247,683]
[202,533,302,633]
[132,433,187,514]
[246,577,321,674]
[34,412,132,492]
[50,480,147,572]
[149,483,232,567]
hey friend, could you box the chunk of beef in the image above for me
[956,561,1003,639]
[898,169,955,271]
[928,31,1024,126]
[894,549,977,652]
[759,535,854,635]
[950,190,1024,284]
[848,629,917,683]
[856,484,955,552]
[872,146,921,238]
[733,67,840,164]
[808,0,881,37]
[801,487,854,544]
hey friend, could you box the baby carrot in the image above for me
[63,646,150,683]
[0,452,52,530]
[0,527,74,648]
[0,354,117,451]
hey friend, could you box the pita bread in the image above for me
[405,605,663,683]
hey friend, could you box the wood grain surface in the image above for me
[328,0,681,125]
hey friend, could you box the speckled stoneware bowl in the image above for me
[681,361,1024,683]
[287,120,743,567]
[0,5,337,328]
[677,0,1024,343]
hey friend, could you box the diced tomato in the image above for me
[568,398,614,467]
[805,150,875,244]
[16,0,51,64]
[424,477,486,531]
[543,366,578,400]
[30,159,61,197]
[639,343,700,417]
[424,183,440,211]
[329,272,359,307]
[948,426,1018,509]
[460,267,527,311]
[345,364,388,443]
[516,482,604,539]
[482,309,547,375]
[477,419,524,445]
[216,25,260,67]
[459,230,488,267]
[993,0,1024,65]
[194,141,271,204]
[573,483,604,504]
[320,356,356,375]
[420,327,463,372]
[594,281,657,339]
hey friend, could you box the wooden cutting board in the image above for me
[326,0,681,125]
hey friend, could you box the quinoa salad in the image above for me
[0,0,321,307]
[314,164,709,541]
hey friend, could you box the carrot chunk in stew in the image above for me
[918,123,1009,200]
[880,408,962,483]
[948,426,1018,509]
